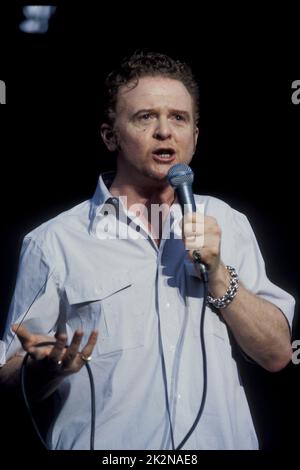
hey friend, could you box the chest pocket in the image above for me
[64,271,144,356]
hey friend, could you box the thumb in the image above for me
[12,323,33,347]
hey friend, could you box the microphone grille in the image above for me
[167,163,194,188]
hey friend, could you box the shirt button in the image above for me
[178,393,181,399]
[166,302,170,308]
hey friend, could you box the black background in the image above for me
[0,0,299,460]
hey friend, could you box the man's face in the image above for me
[111,76,199,184]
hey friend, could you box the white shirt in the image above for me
[1,172,295,450]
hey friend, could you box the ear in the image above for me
[194,126,199,152]
[100,123,118,152]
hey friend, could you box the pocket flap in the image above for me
[65,271,132,305]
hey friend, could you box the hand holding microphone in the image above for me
[167,163,222,280]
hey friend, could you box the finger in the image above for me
[181,212,204,225]
[27,346,51,361]
[185,235,205,249]
[12,324,34,348]
[80,330,98,362]
[54,328,68,340]
[62,330,84,366]
[183,222,204,237]
[13,324,56,347]
[47,334,68,364]
[184,220,204,229]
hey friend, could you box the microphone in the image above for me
[167,163,196,213]
[168,163,207,279]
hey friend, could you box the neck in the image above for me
[109,173,176,246]
[110,173,176,210]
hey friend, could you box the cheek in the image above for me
[177,132,196,151]
[121,132,149,152]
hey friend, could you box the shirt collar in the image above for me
[89,171,117,222]
[90,171,183,218]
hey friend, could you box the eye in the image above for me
[140,113,153,121]
[174,114,185,121]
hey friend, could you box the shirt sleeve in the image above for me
[0,236,61,365]
[231,210,295,332]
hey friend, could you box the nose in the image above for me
[153,117,172,140]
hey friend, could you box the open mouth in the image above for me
[152,148,176,161]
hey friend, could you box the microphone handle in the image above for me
[176,183,196,213]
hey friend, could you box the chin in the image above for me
[149,164,175,180]
[146,170,169,183]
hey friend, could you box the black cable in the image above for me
[21,351,49,450]
[175,264,208,450]
[20,341,96,450]
[85,360,96,450]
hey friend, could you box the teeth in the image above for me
[154,152,173,158]
[154,149,174,157]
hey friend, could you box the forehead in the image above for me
[116,76,194,113]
